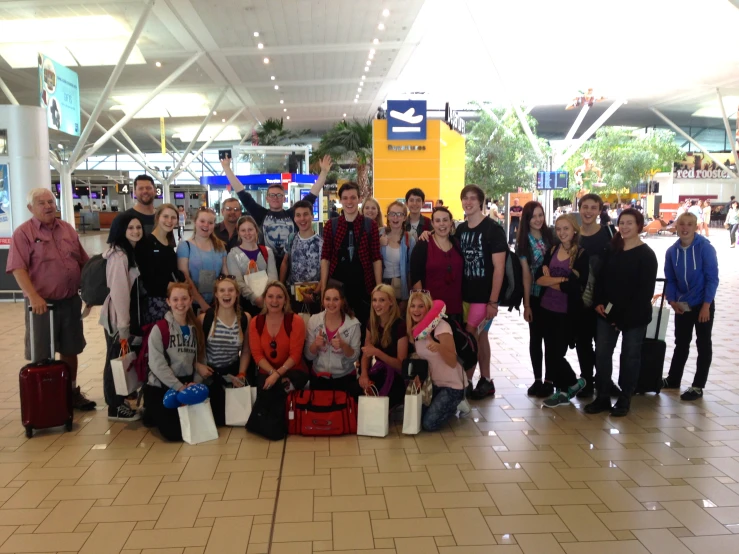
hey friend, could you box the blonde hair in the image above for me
[362,197,384,229]
[405,290,433,337]
[260,281,292,315]
[385,200,408,234]
[676,212,698,225]
[166,282,206,363]
[369,284,401,349]
[210,277,247,344]
[190,209,225,252]
[555,214,581,269]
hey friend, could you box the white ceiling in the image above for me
[1,0,739,156]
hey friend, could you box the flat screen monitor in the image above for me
[536,171,568,190]
[174,191,185,199]
[90,192,99,199]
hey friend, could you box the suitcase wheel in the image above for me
[65,419,73,432]
[25,425,33,439]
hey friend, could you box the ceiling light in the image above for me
[366,60,372,66]
[286,116,290,120]
[370,49,376,55]
[66,39,146,67]
[271,75,276,80]
[361,75,366,80]
[359,82,363,86]
[358,87,362,92]
[173,124,242,142]
[263,57,269,64]
[258,43,264,49]
[283,108,287,112]
[373,38,379,44]
[57,143,63,149]
[0,15,128,42]
[280,99,284,104]
[364,66,369,72]
[369,53,374,60]
[253,31,259,37]
[212,111,217,115]
[343,113,347,117]
[117,149,120,152]
[274,85,279,90]
[383,9,390,17]
[222,118,226,122]
[354,99,358,103]
[378,23,385,30]
[155,61,161,67]
[110,93,210,119]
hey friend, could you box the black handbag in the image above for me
[246,386,287,441]
[401,358,428,383]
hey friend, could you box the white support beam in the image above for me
[146,132,201,182]
[556,99,627,169]
[479,104,515,138]
[78,52,203,164]
[68,0,154,167]
[49,151,61,172]
[561,105,590,152]
[716,88,739,168]
[0,76,19,105]
[651,107,739,179]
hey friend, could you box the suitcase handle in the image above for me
[651,278,666,341]
[28,303,56,363]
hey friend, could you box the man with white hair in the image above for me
[6,188,95,410]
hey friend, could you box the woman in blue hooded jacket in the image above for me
[662,212,719,401]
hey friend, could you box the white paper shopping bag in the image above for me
[357,393,390,437]
[402,383,422,435]
[178,399,219,445]
[111,352,139,396]
[246,270,269,297]
[646,304,670,341]
[225,386,253,426]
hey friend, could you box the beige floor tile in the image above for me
[270,543,311,554]
[46,482,124,501]
[374,449,412,473]
[436,547,523,553]
[275,490,313,523]
[463,447,505,470]
[16,466,87,481]
[522,463,571,489]
[155,494,204,529]
[154,480,226,497]
[631,529,693,554]
[661,500,731,536]
[484,514,568,534]
[313,539,333,551]
[486,484,536,515]
[498,450,563,464]
[0,508,50,525]
[332,511,373,550]
[281,452,315,476]
[551,445,601,468]
[280,475,330,491]
[559,540,650,553]
[372,517,451,538]
[587,482,645,512]
[385,486,425,518]
[0,532,87,552]
[444,507,495,545]
[523,488,601,506]
[628,486,705,502]
[685,477,739,507]
[117,463,186,478]
[315,454,376,469]
[204,515,252,553]
[515,533,566,554]
[681,535,739,552]
[35,499,94,533]
[222,472,262,501]
[330,467,365,496]
[427,465,468,492]
[77,460,126,485]
[140,444,183,465]
[314,493,385,513]
[272,521,332,543]
[615,461,671,487]
[180,456,220,482]
[705,506,739,524]
[406,453,471,467]
[329,436,360,456]
[0,463,29,488]
[394,536,439,553]
[421,491,495,509]
[79,521,136,554]
[653,465,725,479]
[556,467,628,482]
[365,472,431,488]
[462,469,531,484]
[2,480,59,509]
[198,499,274,518]
[124,528,211,550]
[554,505,616,542]
[597,510,681,530]
[43,445,92,468]
[113,476,162,506]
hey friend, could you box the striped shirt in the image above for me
[205,317,242,369]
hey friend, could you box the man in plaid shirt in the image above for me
[320,182,382,331]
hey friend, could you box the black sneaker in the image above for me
[527,380,543,396]
[661,378,680,390]
[610,396,631,417]
[108,404,141,422]
[584,396,612,414]
[536,381,555,398]
[576,382,594,399]
[680,387,703,401]
[470,377,495,399]
[72,387,97,411]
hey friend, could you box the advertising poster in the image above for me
[0,164,11,247]
[38,53,80,136]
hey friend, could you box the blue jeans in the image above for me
[595,318,646,398]
[422,386,464,431]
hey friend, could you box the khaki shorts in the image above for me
[24,295,86,361]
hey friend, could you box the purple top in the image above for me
[540,247,570,314]
[240,248,260,263]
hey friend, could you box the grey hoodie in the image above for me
[304,311,361,379]
[147,311,202,390]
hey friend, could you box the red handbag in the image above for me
[286,390,357,436]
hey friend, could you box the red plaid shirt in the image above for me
[321,214,381,295]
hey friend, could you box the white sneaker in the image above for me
[457,399,472,416]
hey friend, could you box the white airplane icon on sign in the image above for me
[390,107,424,132]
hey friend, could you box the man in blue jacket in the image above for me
[662,212,719,400]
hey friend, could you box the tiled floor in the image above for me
[0,229,738,553]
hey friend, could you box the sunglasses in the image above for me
[269,340,278,359]
[218,274,236,281]
[387,211,405,218]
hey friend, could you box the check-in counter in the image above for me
[98,211,116,230]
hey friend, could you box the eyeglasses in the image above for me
[267,193,285,200]
[223,207,241,212]
[387,211,405,218]
[269,340,278,359]
[218,274,236,281]
[411,289,431,295]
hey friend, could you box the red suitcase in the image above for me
[286,390,357,436]
[20,304,73,438]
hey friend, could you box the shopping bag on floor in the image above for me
[646,303,670,342]
[178,399,219,445]
[357,386,389,437]
[111,352,139,396]
[225,386,254,426]
[402,382,422,435]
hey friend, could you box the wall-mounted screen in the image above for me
[174,192,185,199]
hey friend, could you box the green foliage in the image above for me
[465,105,549,200]
[256,117,311,146]
[314,118,374,198]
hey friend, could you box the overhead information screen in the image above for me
[536,171,568,190]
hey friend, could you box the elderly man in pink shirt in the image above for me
[6,188,95,410]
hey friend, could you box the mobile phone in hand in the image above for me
[218,149,232,161]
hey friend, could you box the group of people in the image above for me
[677,199,714,236]
[516,193,719,416]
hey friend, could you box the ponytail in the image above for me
[611,231,625,252]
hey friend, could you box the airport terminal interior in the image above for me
[2,1,739,553]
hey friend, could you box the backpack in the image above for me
[432,318,478,372]
[498,250,524,312]
[80,254,109,306]
[132,319,170,383]
[255,313,293,337]
[202,308,249,338]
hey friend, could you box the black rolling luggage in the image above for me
[635,278,666,395]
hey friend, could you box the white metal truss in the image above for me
[716,88,738,168]
[0,76,19,105]
[556,100,627,169]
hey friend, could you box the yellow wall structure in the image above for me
[372,119,465,219]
